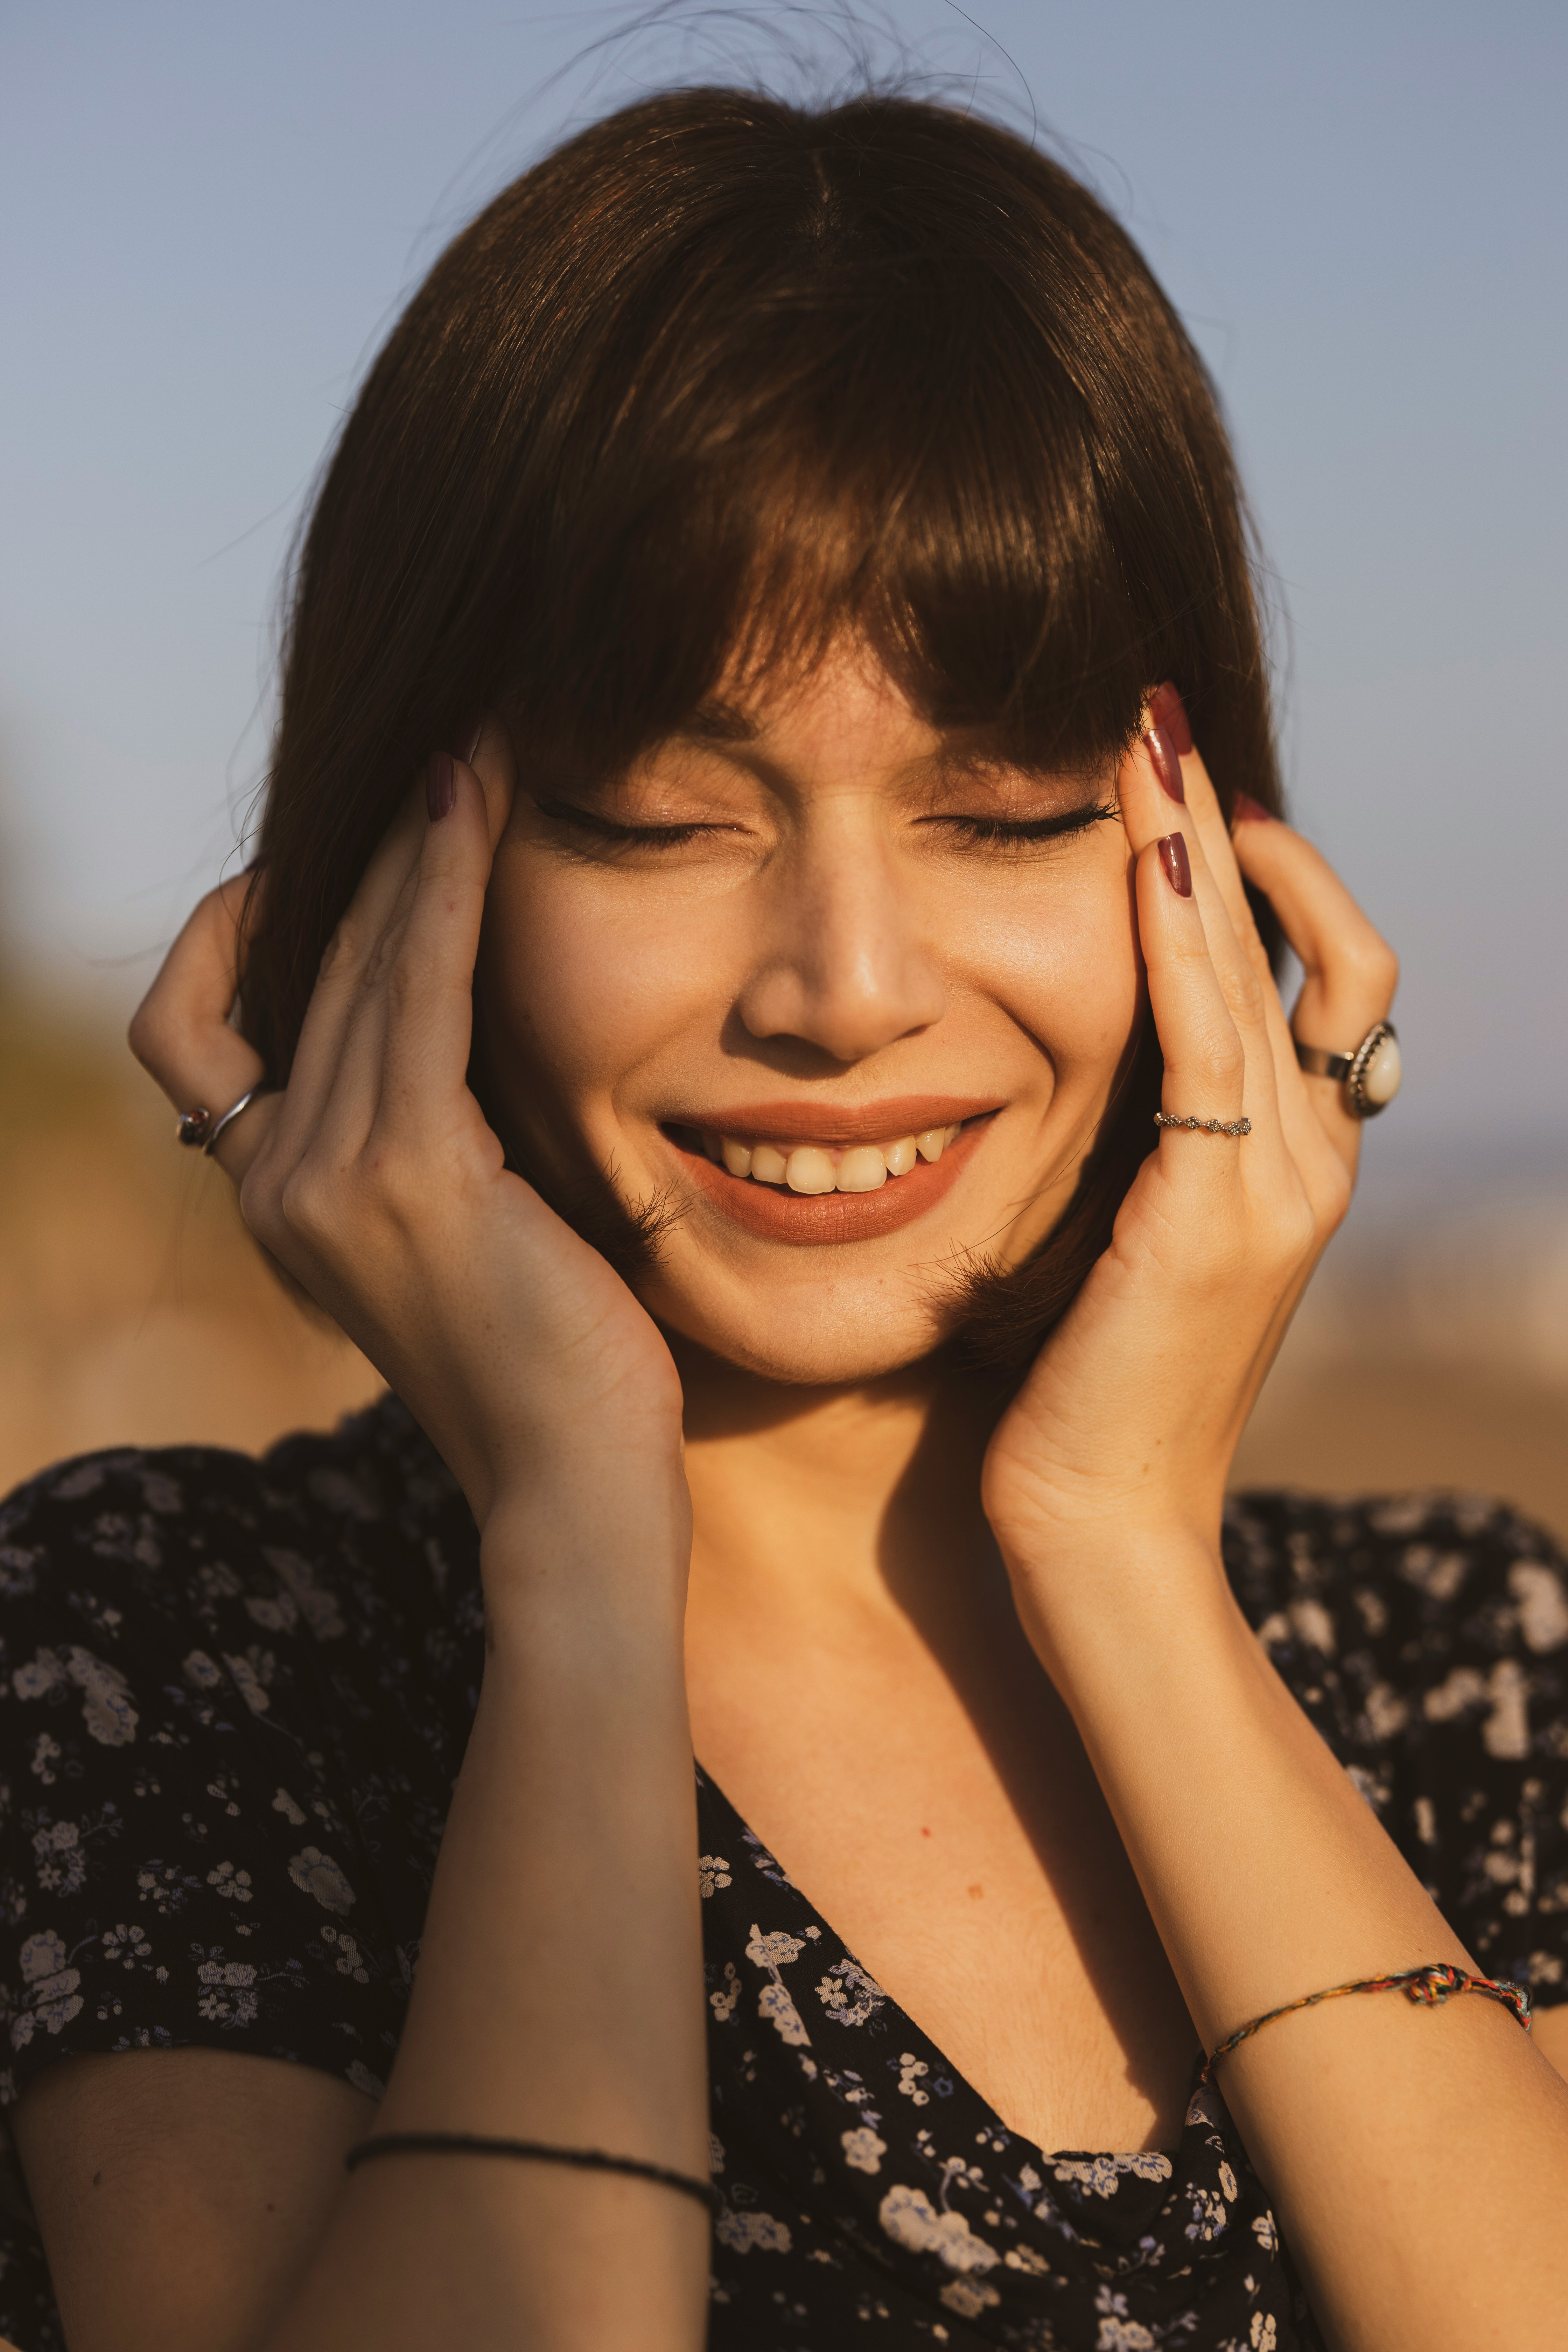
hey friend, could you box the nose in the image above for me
[735,813,948,1063]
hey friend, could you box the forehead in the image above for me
[659,644,948,783]
[654,648,1124,802]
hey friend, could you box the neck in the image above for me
[671,1335,1003,1628]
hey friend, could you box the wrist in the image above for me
[478,1479,691,1652]
[995,1513,1224,1595]
[457,1420,686,1540]
[1000,1522,1234,1675]
[982,1446,1231,1586]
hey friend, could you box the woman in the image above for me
[0,84,1564,2352]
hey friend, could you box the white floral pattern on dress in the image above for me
[745,1923,812,2046]
[815,1955,885,2026]
[7,1932,83,2049]
[879,2182,1001,2274]
[286,1848,356,1917]
[840,2125,887,2174]
[714,2208,793,2255]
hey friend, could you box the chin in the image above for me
[646,1265,962,1388]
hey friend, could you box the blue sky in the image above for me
[2,0,1564,1149]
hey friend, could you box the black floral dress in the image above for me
[0,1395,1563,2351]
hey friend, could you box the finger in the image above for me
[127,711,509,1212]
[1141,694,1350,1205]
[292,717,516,1160]
[1131,827,1254,1185]
[1119,732,1283,1142]
[274,712,513,1155]
[1132,825,1327,1391]
[1233,808,1398,1168]
[264,784,429,1166]
[373,752,497,1138]
[128,873,276,1181]
[468,711,517,854]
[1144,690,1270,986]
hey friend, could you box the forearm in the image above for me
[1013,1535,1568,2352]
[267,1494,710,2352]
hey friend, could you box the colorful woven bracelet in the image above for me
[1199,1961,1533,2085]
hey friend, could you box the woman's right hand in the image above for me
[128,728,688,1548]
[116,733,712,2352]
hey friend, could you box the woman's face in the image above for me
[477,643,1143,1384]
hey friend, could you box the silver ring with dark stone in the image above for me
[175,1086,265,1156]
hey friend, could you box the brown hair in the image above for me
[241,85,1282,1373]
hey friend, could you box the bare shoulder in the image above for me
[13,2047,373,2352]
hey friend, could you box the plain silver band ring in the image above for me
[1153,1113,1252,1137]
[1293,1043,1354,1081]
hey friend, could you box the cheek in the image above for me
[953,855,1142,1084]
[477,855,728,1116]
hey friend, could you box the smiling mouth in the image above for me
[660,1106,998,1246]
[691,1121,965,1195]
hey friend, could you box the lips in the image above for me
[662,1100,1000,1245]
[679,1096,996,1147]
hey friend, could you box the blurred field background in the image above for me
[1,0,1564,1534]
[1232,1147,1568,1539]
[0,982,380,1499]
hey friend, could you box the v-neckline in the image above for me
[693,1754,1196,2165]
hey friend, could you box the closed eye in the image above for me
[535,800,723,850]
[536,795,1119,853]
[926,799,1119,849]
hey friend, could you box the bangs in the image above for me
[498,96,1233,792]
[589,418,1153,783]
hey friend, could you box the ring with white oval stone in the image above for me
[1293,1020,1401,1119]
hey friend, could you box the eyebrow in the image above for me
[676,699,760,746]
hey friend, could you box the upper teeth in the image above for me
[701,1126,963,1194]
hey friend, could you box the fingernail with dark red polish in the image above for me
[427,749,456,822]
[1157,832,1192,896]
[1234,793,1275,824]
[1151,681,1194,756]
[1145,723,1185,804]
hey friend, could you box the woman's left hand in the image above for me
[982,707,1397,1570]
[979,719,1568,2352]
